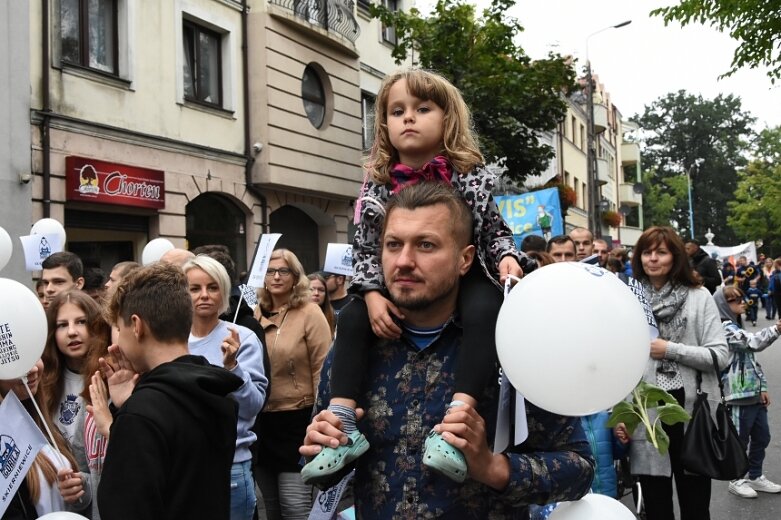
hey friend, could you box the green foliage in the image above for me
[633,90,755,243]
[369,0,575,183]
[607,380,690,456]
[728,126,781,256]
[652,0,781,83]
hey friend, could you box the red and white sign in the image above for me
[65,156,165,210]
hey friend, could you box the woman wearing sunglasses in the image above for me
[254,249,331,520]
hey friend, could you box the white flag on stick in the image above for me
[18,234,63,271]
[247,234,282,289]
[0,392,48,516]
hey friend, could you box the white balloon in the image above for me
[37,513,90,520]
[0,226,12,271]
[549,493,635,520]
[142,238,175,266]
[496,262,649,416]
[0,278,48,380]
[31,218,67,248]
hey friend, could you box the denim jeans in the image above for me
[231,460,257,520]
[732,403,771,479]
[255,466,313,520]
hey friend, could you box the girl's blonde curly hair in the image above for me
[366,68,483,184]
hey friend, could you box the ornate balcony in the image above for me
[268,0,361,43]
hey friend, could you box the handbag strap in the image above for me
[695,349,726,402]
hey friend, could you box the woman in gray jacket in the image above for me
[628,226,729,520]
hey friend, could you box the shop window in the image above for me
[60,0,118,74]
[361,92,376,151]
[183,20,223,107]
[302,65,326,128]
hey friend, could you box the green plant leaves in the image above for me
[607,380,690,455]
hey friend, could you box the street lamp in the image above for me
[585,20,631,238]
[685,158,703,240]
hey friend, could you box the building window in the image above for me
[60,0,118,74]
[302,65,326,128]
[382,0,398,44]
[580,123,586,151]
[582,181,587,209]
[183,20,223,107]
[361,93,376,151]
[570,116,576,142]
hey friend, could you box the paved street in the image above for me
[621,316,781,518]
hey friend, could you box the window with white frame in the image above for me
[60,0,118,74]
[381,0,398,44]
[183,20,223,107]
[361,92,376,151]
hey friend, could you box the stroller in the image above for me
[615,456,646,519]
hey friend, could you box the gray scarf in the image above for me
[643,281,689,389]
[644,281,689,343]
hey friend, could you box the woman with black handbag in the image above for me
[625,226,730,520]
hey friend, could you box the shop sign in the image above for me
[65,156,165,210]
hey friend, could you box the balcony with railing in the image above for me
[268,0,361,43]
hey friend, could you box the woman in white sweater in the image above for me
[626,226,730,520]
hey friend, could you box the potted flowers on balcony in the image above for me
[544,182,577,213]
[602,210,622,228]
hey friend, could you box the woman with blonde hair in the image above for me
[182,255,268,520]
[254,249,331,520]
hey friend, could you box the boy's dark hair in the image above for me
[41,251,84,280]
[546,235,575,253]
[521,234,547,253]
[107,263,192,343]
[383,182,473,248]
[83,267,106,290]
[202,250,237,284]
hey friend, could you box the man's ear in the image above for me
[458,245,476,276]
[75,277,85,290]
[130,314,145,341]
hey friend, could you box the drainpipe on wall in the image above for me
[41,0,52,218]
[241,0,269,234]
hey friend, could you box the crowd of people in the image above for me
[3,67,780,520]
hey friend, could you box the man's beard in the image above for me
[387,273,460,311]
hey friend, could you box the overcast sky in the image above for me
[415,0,780,128]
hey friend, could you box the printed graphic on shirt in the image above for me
[59,394,81,426]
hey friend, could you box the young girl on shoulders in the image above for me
[302,68,533,486]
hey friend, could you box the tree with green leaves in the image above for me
[652,0,781,83]
[369,0,575,183]
[633,91,755,243]
[728,127,781,256]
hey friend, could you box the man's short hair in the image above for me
[112,261,141,279]
[200,250,237,284]
[107,263,193,344]
[42,251,84,280]
[383,182,473,248]
[546,234,575,253]
[569,227,594,241]
[685,239,701,247]
[520,234,547,253]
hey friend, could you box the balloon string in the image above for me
[21,375,68,468]
[503,275,522,298]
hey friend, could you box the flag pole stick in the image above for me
[232,292,244,324]
[21,376,68,466]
